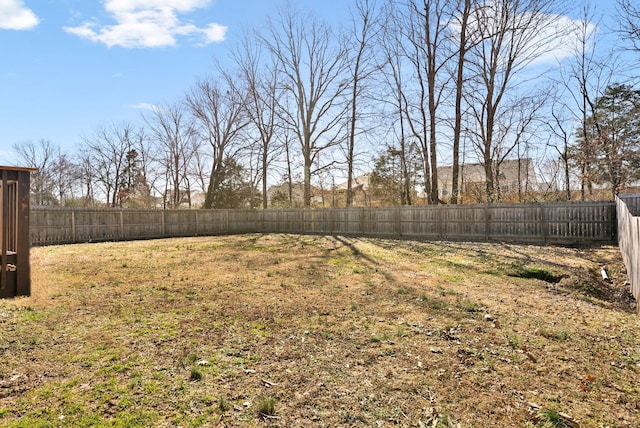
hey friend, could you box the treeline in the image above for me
[13,0,640,208]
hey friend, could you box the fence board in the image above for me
[617,195,640,313]
[122,210,163,239]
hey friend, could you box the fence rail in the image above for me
[30,201,617,247]
[617,195,640,313]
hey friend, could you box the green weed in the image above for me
[258,396,276,418]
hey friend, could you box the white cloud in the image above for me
[449,4,600,69]
[63,0,227,48]
[130,102,160,112]
[525,15,599,66]
[201,22,227,45]
[0,0,39,30]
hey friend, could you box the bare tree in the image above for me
[231,30,283,209]
[186,78,249,209]
[378,2,415,205]
[554,4,614,200]
[145,102,198,208]
[617,0,640,52]
[413,0,453,204]
[388,0,453,204]
[50,153,79,205]
[465,0,563,202]
[83,122,144,207]
[75,149,96,206]
[450,0,472,204]
[13,139,59,206]
[260,4,349,207]
[343,0,382,207]
[277,124,299,207]
[547,98,573,200]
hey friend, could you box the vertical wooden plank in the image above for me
[484,204,490,241]
[628,216,640,314]
[16,171,31,296]
[540,204,548,245]
[71,210,76,243]
[119,210,124,240]
[0,171,7,294]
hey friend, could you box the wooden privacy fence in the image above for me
[616,195,640,313]
[30,201,616,246]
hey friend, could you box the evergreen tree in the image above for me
[370,144,422,206]
[575,83,640,198]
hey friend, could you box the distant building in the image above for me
[266,183,323,207]
[437,158,539,202]
[266,175,379,208]
[332,174,373,206]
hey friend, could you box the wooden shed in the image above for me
[1,166,35,298]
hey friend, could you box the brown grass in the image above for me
[0,234,638,427]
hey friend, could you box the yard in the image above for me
[0,234,638,427]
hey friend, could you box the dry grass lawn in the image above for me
[0,234,638,427]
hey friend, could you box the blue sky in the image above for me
[0,0,347,165]
[0,0,630,168]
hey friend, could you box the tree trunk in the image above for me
[451,0,470,205]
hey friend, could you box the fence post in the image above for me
[71,210,76,244]
[161,210,166,237]
[304,209,309,234]
[119,210,124,240]
[540,204,548,245]
[484,204,490,241]
[611,203,618,243]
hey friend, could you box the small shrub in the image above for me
[421,294,446,310]
[538,408,574,427]
[258,396,276,418]
[539,328,571,341]
[217,397,230,414]
[179,352,199,369]
[458,298,482,313]
[189,368,203,381]
[370,333,389,343]
[395,327,409,338]
[508,334,522,349]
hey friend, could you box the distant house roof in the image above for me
[266,182,323,206]
[334,174,371,192]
